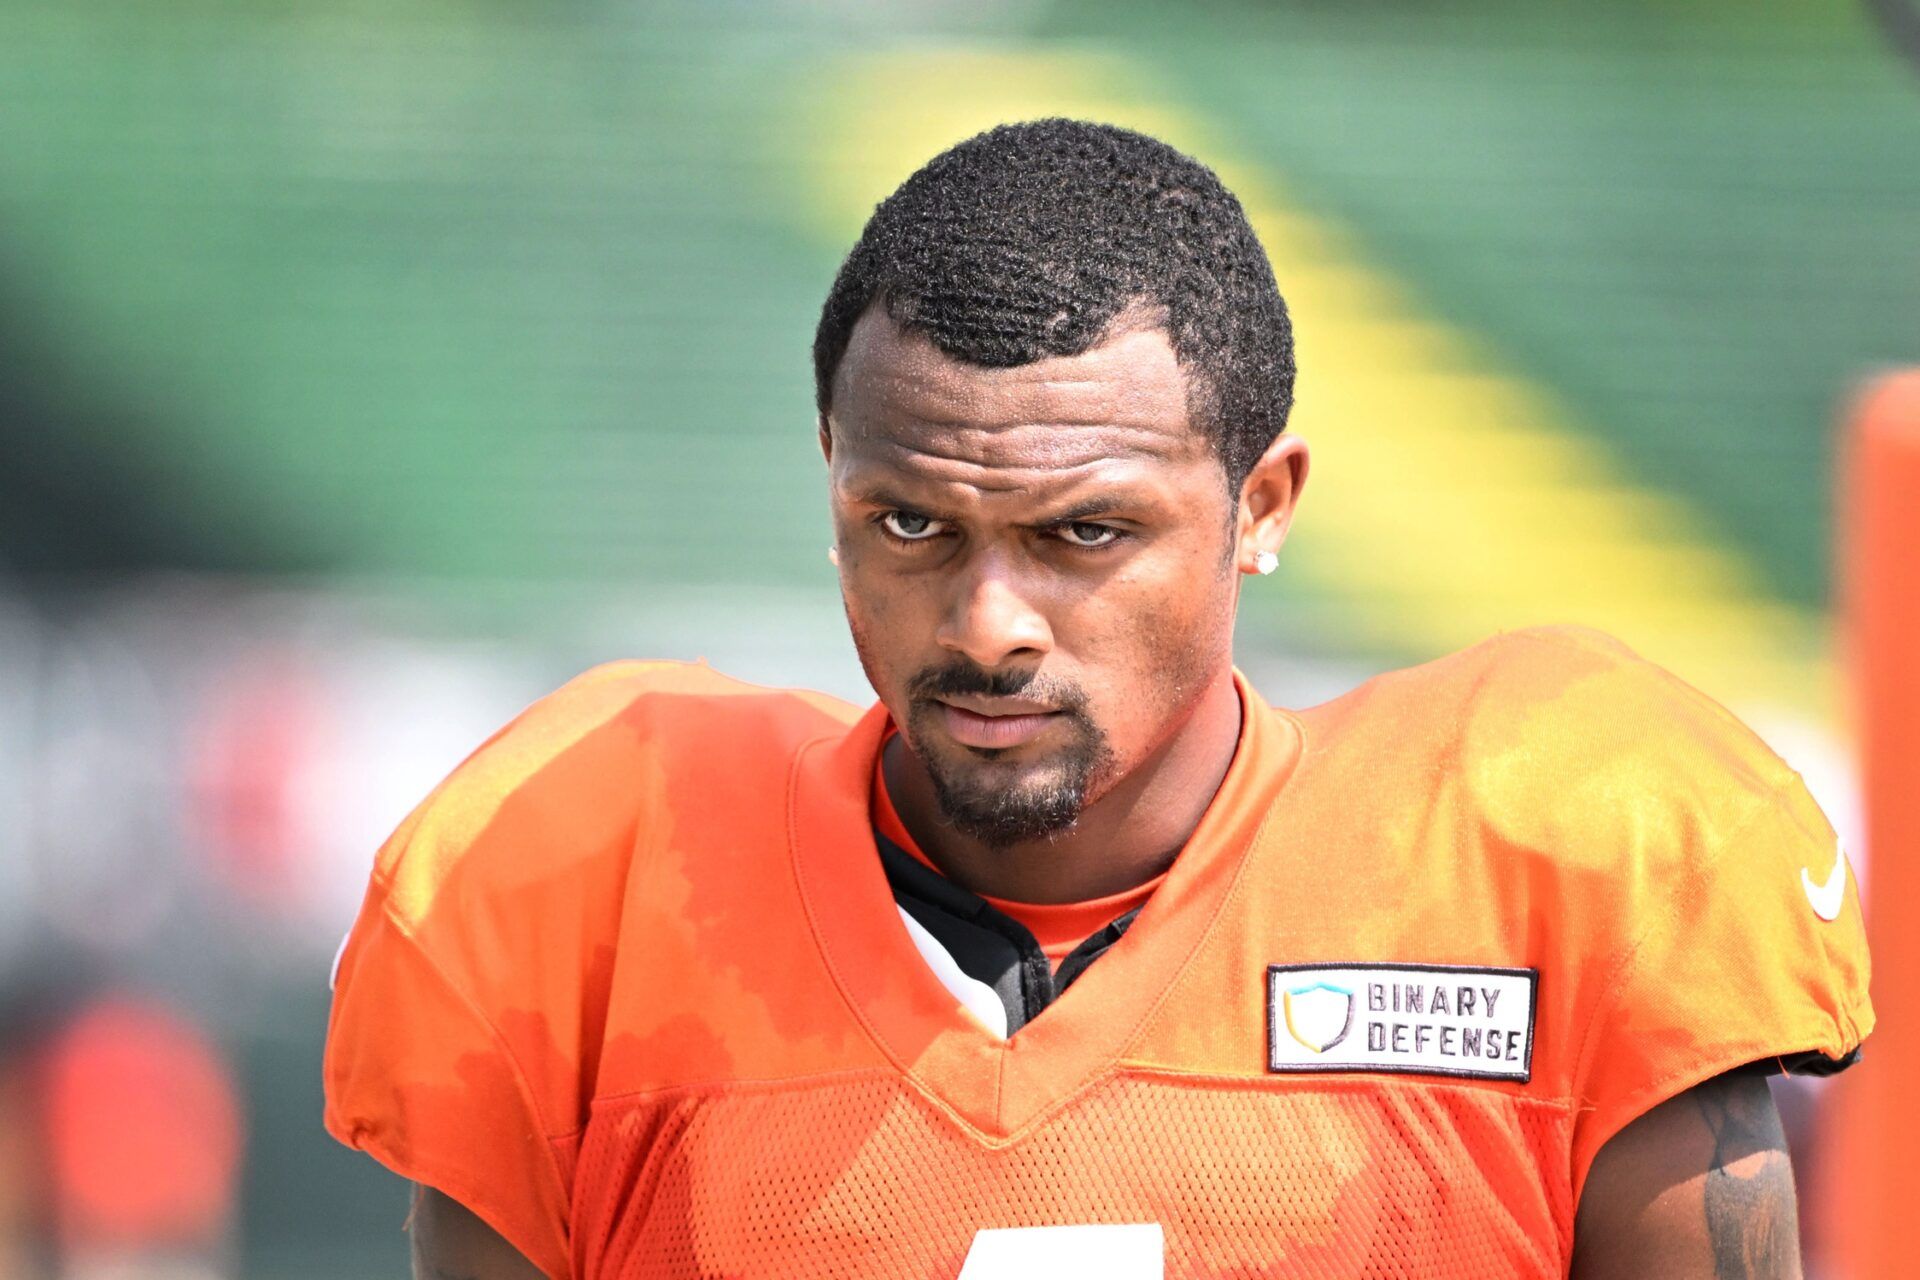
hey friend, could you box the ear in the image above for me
[1235,433,1310,574]
[818,415,834,464]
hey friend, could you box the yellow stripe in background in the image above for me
[790,48,1832,720]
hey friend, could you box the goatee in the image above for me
[903,660,1116,850]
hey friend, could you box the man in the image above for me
[324,120,1872,1279]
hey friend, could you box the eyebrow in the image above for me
[1041,496,1132,524]
[844,484,932,511]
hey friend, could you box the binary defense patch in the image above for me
[1267,963,1538,1081]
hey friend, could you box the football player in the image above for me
[325,120,1871,1279]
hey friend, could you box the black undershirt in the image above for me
[876,832,1142,1036]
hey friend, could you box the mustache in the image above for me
[907,661,1089,713]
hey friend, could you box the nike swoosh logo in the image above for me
[1801,842,1849,922]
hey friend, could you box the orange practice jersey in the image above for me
[324,626,1872,1279]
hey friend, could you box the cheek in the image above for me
[1072,551,1235,739]
[840,565,930,696]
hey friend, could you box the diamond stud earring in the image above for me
[1253,549,1279,576]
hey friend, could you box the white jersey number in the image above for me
[957,1224,1164,1279]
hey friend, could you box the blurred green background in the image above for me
[0,0,1912,1274]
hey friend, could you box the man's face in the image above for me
[822,305,1247,849]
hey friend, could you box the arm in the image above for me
[409,1184,547,1280]
[1572,1071,1802,1280]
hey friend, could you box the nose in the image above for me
[935,553,1053,669]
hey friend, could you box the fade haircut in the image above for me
[812,118,1296,491]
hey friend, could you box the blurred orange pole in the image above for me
[1828,371,1920,1280]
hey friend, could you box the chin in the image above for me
[931,774,1087,849]
[921,733,1118,847]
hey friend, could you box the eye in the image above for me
[1056,521,1121,548]
[879,510,947,542]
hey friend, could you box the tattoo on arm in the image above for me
[1694,1079,1800,1279]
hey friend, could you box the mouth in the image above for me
[933,696,1064,750]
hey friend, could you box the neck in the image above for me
[883,668,1244,904]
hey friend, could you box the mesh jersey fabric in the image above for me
[570,1072,1574,1278]
[322,627,1874,1279]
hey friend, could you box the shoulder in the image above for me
[470,657,862,763]
[1305,623,1768,758]
[1299,624,1802,873]
[325,660,868,1255]
[1288,626,1867,1164]
[1466,626,1803,869]
[373,659,862,927]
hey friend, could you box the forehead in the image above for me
[827,306,1212,485]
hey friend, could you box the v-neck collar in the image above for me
[788,670,1302,1140]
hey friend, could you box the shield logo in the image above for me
[1282,983,1354,1054]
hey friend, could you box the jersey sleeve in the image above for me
[1555,641,1874,1199]
[322,662,668,1280]
[325,892,574,1277]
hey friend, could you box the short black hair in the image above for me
[813,118,1295,491]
